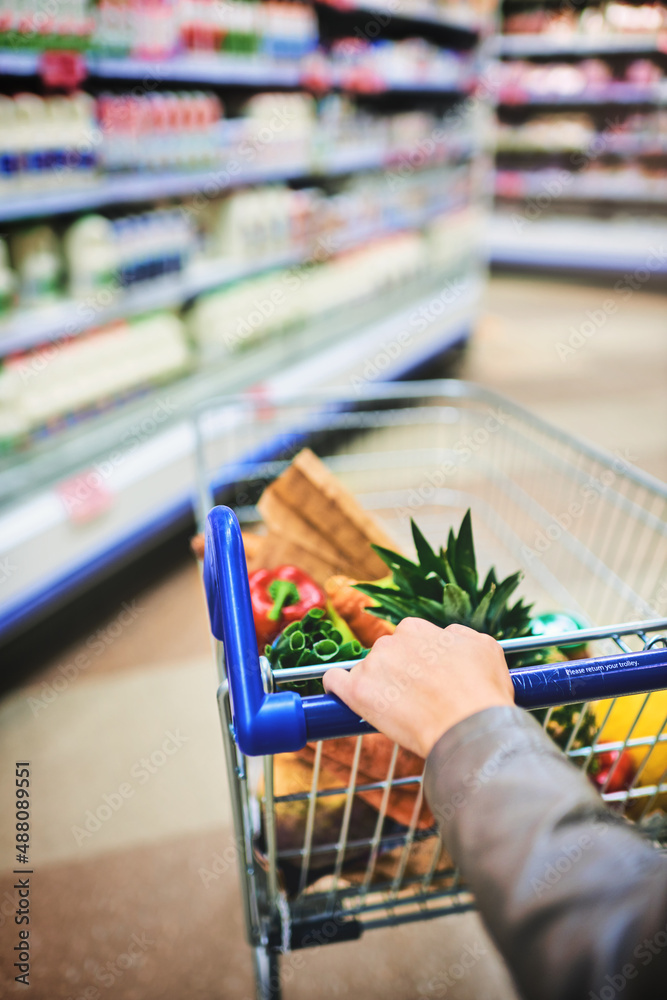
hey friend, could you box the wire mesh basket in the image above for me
[194,380,667,999]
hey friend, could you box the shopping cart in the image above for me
[194,380,667,1000]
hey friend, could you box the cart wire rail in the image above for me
[196,380,667,1000]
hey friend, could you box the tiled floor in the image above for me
[0,273,665,1000]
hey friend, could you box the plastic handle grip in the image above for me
[204,506,667,757]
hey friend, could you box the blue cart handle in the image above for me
[204,506,667,757]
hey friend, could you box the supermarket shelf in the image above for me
[496,137,667,157]
[372,77,470,94]
[0,49,309,86]
[0,50,42,75]
[0,165,303,223]
[487,213,667,273]
[497,84,666,107]
[495,172,667,204]
[0,148,393,224]
[0,251,304,356]
[495,32,667,58]
[0,268,481,641]
[0,48,473,95]
[0,197,465,355]
[328,66,473,94]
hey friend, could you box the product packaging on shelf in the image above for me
[0,0,93,49]
[91,0,318,61]
[0,311,191,448]
[0,92,98,195]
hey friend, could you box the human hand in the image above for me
[322,619,515,759]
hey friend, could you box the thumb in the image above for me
[322,666,354,704]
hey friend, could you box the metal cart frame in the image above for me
[194,380,667,1000]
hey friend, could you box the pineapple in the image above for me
[355,510,541,668]
[355,510,598,751]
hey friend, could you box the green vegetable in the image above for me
[355,510,543,668]
[266,608,368,695]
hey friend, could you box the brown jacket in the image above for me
[424,706,667,1000]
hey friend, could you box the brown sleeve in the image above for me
[424,705,667,1000]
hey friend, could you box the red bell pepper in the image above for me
[249,565,326,650]
[590,750,636,794]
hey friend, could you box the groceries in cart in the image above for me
[194,446,665,894]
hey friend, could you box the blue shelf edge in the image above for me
[0,320,470,644]
[0,493,193,642]
[490,248,667,274]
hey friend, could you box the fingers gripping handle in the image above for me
[204,506,308,756]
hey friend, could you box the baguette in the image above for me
[246,531,342,585]
[257,490,361,577]
[261,448,397,580]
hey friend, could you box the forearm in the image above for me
[424,706,667,1000]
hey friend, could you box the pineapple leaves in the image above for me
[486,571,523,634]
[480,566,497,598]
[409,520,457,585]
[370,544,423,577]
[468,586,496,632]
[442,584,472,622]
[355,509,538,666]
[446,527,457,571]
[454,509,477,596]
[411,519,440,575]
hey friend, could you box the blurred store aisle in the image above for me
[468,275,666,481]
[0,274,665,1000]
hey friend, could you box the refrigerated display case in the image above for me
[0,0,497,641]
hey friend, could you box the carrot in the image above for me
[325,575,395,647]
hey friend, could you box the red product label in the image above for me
[248,383,276,423]
[39,50,87,89]
[57,470,114,524]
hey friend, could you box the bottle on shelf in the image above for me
[11,226,63,308]
[64,215,118,298]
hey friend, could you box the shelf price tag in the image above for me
[57,470,114,524]
[300,53,333,94]
[248,383,276,423]
[39,51,87,89]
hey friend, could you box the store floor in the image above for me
[1,273,665,1000]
